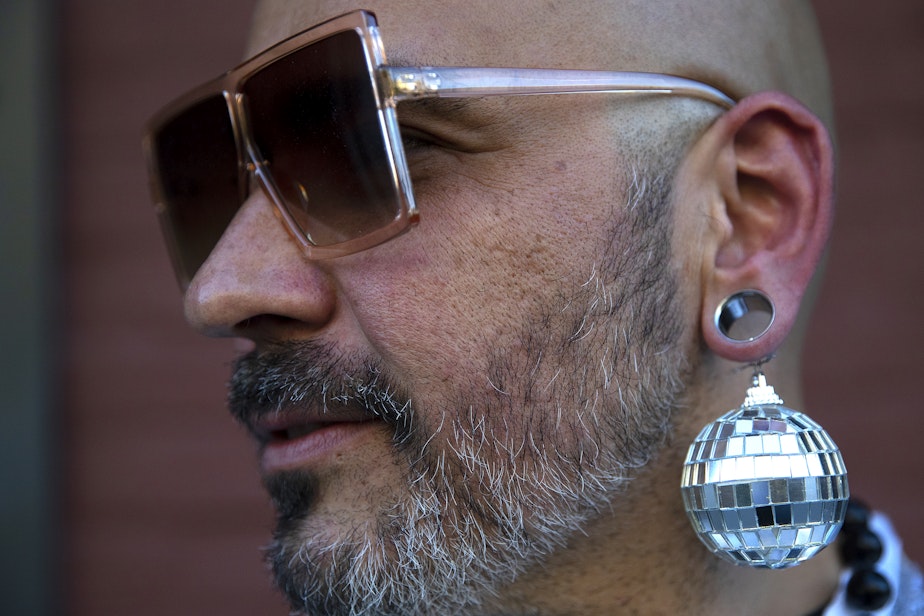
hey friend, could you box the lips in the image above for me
[251,408,384,473]
[270,422,322,441]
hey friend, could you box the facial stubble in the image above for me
[228,166,691,616]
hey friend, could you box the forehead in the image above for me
[247,1,831,130]
[249,0,701,71]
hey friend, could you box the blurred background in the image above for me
[1,1,920,614]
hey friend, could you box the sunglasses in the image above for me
[144,9,735,288]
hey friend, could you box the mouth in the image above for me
[268,423,322,441]
[253,410,385,473]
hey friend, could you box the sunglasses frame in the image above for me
[144,9,735,288]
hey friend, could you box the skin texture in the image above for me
[183,0,840,613]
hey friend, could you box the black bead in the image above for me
[842,498,871,536]
[846,569,891,611]
[841,528,884,567]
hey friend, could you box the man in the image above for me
[145,0,921,614]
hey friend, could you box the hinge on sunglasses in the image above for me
[384,68,443,99]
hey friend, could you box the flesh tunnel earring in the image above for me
[680,290,849,568]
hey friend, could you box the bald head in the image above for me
[175,3,842,612]
[250,0,832,128]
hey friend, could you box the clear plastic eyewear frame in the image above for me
[145,9,735,287]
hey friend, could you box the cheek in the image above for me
[342,212,554,390]
[338,130,627,393]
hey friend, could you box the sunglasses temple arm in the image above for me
[380,66,735,109]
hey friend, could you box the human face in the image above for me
[182,2,723,614]
[224,165,690,615]
[224,171,691,615]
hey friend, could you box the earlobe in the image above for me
[699,92,835,363]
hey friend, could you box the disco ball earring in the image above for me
[681,290,849,568]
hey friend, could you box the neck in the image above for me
[489,384,841,615]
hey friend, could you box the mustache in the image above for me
[227,340,415,440]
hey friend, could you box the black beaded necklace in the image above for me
[805,498,893,616]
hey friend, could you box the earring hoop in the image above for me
[715,290,775,343]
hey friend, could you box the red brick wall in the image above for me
[60,1,922,613]
[806,0,924,572]
[61,1,286,613]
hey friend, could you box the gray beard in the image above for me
[228,167,690,616]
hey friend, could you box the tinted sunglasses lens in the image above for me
[152,94,242,285]
[242,30,401,246]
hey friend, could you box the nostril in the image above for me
[233,313,331,342]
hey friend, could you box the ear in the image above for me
[695,92,835,363]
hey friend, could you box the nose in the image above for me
[183,190,336,342]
